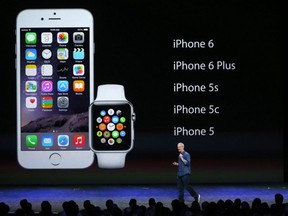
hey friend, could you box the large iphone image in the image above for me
[16,9,94,169]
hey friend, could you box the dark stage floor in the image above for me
[1,183,288,213]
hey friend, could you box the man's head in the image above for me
[177,142,185,153]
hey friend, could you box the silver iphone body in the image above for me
[16,9,94,169]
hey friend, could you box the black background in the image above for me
[0,0,283,185]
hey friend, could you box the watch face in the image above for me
[90,103,134,151]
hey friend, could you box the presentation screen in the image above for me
[0,0,283,185]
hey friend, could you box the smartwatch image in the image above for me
[89,84,136,168]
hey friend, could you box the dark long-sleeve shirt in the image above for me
[177,150,191,177]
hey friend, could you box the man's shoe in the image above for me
[196,194,200,203]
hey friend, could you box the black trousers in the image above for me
[177,174,198,202]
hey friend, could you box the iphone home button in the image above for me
[49,153,62,166]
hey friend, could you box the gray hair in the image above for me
[178,142,185,147]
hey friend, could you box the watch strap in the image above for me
[96,152,126,168]
[95,84,127,101]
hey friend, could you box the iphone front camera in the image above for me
[41,17,44,21]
